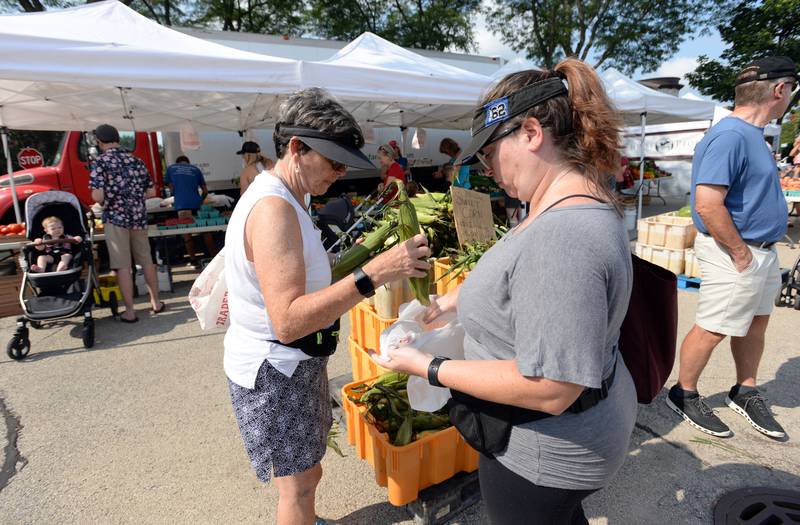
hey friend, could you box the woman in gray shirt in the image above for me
[372,59,636,524]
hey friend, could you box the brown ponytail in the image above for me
[481,58,623,209]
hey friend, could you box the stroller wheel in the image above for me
[108,293,119,318]
[82,320,95,349]
[6,336,30,360]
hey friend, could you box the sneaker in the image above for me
[666,384,732,437]
[726,386,786,439]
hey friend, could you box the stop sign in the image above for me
[17,147,44,169]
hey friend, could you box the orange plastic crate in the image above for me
[348,301,396,351]
[348,336,389,383]
[433,257,469,296]
[364,411,479,506]
[341,377,376,465]
[342,375,479,506]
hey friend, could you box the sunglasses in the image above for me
[326,157,347,172]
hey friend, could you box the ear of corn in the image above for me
[395,181,430,305]
[332,220,395,281]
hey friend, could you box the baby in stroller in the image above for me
[31,216,83,272]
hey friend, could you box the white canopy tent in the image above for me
[0,0,301,133]
[302,32,492,130]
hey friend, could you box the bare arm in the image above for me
[375,349,584,415]
[239,166,256,195]
[200,183,208,200]
[695,184,752,272]
[248,197,430,343]
[91,188,104,205]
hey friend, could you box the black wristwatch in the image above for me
[427,356,451,387]
[353,267,376,298]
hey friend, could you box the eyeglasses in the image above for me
[475,123,521,170]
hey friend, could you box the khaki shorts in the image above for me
[104,223,153,270]
[694,233,781,337]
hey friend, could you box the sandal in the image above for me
[151,302,167,314]
[120,316,139,323]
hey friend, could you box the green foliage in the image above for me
[307,0,480,52]
[484,0,727,74]
[686,0,800,102]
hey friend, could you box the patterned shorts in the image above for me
[228,357,332,482]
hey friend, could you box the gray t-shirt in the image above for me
[457,203,637,490]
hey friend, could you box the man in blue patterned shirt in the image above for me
[89,124,164,322]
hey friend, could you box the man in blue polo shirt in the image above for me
[667,57,797,440]
[165,155,216,267]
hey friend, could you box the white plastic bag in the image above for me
[378,299,464,412]
[188,248,229,330]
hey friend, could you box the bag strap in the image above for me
[539,193,606,215]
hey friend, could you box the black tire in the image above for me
[82,321,95,349]
[6,336,30,360]
[108,293,119,318]
[794,294,800,311]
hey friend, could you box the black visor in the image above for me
[458,77,568,165]
[279,125,374,170]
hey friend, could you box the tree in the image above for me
[484,0,727,74]
[307,0,481,52]
[189,0,303,34]
[686,0,800,103]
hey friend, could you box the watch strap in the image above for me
[427,356,451,387]
[353,267,375,298]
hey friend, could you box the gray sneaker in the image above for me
[726,386,786,439]
[666,384,732,437]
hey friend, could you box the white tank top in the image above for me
[223,172,331,388]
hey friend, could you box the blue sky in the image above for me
[475,14,727,98]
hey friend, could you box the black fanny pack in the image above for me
[268,319,340,358]
[447,361,616,457]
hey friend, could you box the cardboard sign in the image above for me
[451,187,495,246]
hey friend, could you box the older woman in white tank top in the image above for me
[224,88,430,525]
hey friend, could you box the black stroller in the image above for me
[775,254,800,310]
[7,191,97,360]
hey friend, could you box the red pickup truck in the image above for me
[0,130,163,225]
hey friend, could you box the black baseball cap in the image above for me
[735,56,799,86]
[236,141,261,155]
[458,77,567,165]
[278,125,374,170]
[94,124,120,143]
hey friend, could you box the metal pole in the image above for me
[637,112,647,221]
[0,123,22,224]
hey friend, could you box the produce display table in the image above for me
[0,224,227,251]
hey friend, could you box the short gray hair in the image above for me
[273,88,363,159]
[735,69,795,106]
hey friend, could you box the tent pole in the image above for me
[637,112,647,221]
[0,118,23,223]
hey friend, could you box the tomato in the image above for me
[0,226,8,235]
[7,224,21,234]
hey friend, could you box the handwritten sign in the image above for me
[451,187,495,246]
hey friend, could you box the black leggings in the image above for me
[479,455,598,525]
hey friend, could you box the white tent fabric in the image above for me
[599,69,716,125]
[0,1,299,131]
[302,32,492,129]
[0,4,492,132]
